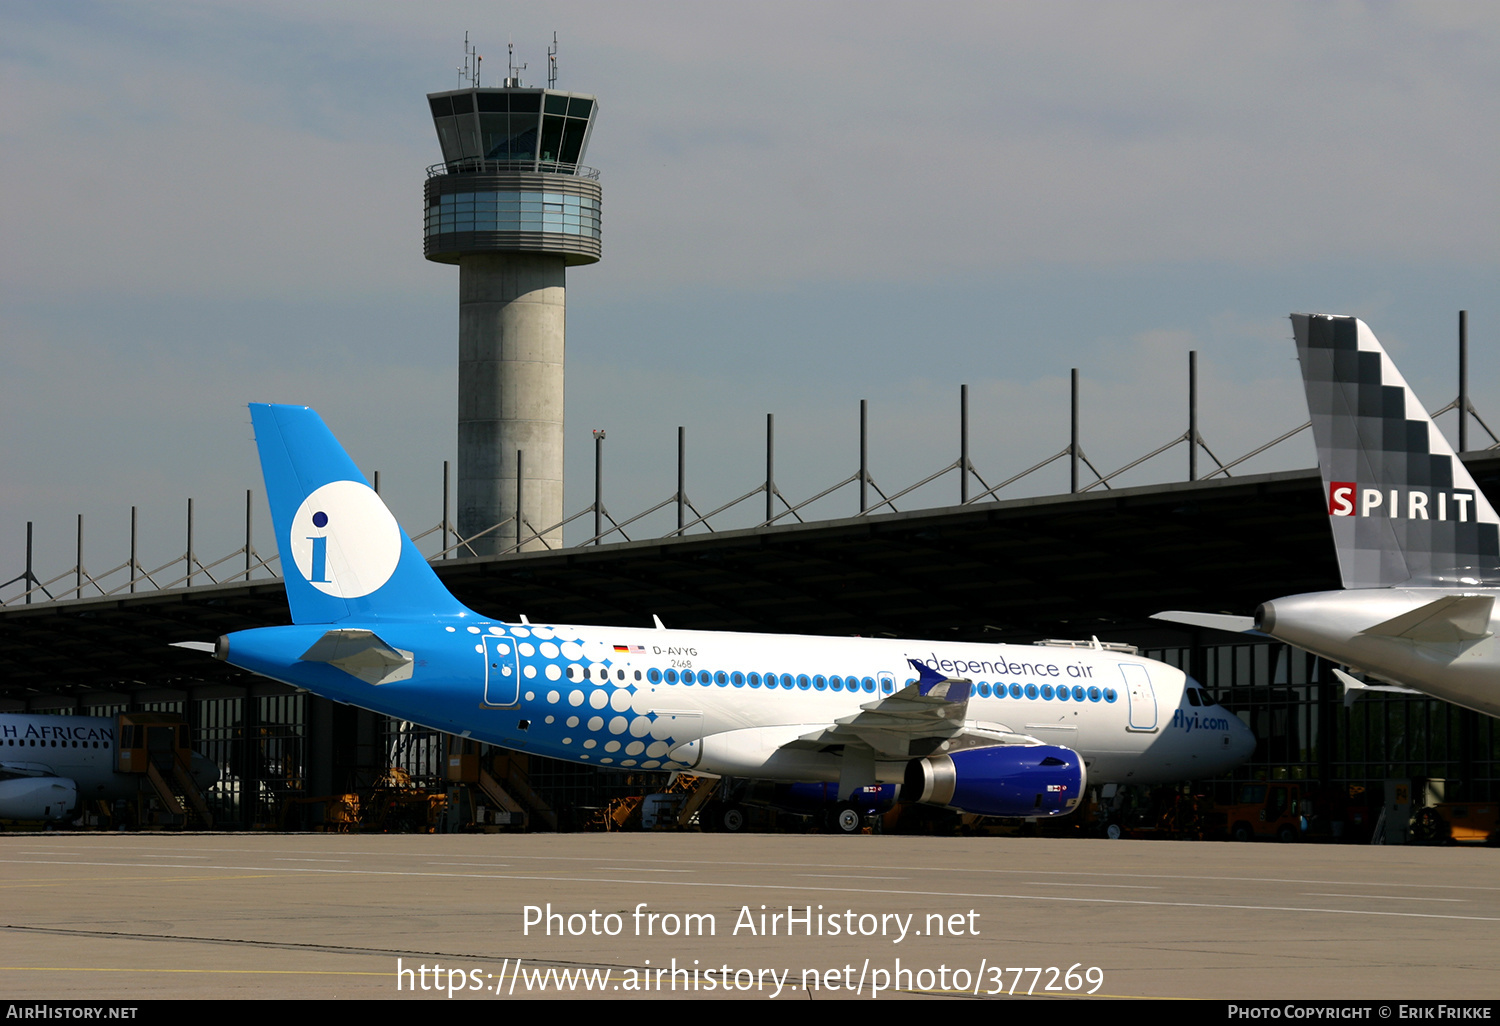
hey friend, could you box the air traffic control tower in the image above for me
[424,60,600,554]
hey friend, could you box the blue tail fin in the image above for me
[249,404,473,624]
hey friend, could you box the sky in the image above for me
[3,2,1499,598]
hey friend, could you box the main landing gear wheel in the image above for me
[720,805,746,833]
[835,805,863,834]
[1411,808,1451,846]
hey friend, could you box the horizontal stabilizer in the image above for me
[299,629,414,686]
[170,641,217,653]
[1332,667,1425,708]
[1359,594,1494,643]
[1151,611,1261,635]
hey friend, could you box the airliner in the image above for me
[184,404,1254,822]
[0,714,217,821]
[1157,314,1500,719]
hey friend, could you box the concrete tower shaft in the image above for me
[457,253,566,553]
[424,85,601,554]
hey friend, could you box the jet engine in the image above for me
[0,776,79,821]
[900,744,1084,818]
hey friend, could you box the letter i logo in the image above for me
[307,512,330,582]
[290,481,402,598]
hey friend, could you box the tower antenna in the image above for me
[548,32,559,88]
[507,40,527,87]
[458,32,482,88]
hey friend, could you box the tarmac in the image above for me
[1,831,1497,1001]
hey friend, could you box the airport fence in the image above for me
[6,341,1495,608]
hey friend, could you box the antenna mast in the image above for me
[458,33,483,87]
[548,32,559,88]
[507,40,527,87]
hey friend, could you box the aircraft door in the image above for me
[483,635,520,707]
[1119,664,1158,731]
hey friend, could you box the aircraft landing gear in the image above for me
[834,805,863,834]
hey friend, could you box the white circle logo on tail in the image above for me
[289,481,402,598]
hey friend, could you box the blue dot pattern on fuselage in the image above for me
[474,624,1121,771]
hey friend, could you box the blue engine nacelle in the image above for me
[900,744,1085,818]
[0,777,78,821]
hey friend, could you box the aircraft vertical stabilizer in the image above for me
[249,404,473,625]
[1293,314,1500,589]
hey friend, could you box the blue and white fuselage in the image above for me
[224,621,1247,786]
[210,405,1254,820]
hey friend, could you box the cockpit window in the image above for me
[1184,675,1221,707]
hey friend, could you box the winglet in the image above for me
[906,658,972,703]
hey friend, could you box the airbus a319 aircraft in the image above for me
[1158,314,1500,719]
[184,404,1253,822]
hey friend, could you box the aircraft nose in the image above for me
[191,752,221,790]
[1228,714,1256,765]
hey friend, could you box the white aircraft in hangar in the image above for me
[0,713,218,821]
[177,404,1254,823]
[1158,314,1500,718]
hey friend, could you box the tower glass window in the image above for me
[426,190,600,239]
[428,89,592,169]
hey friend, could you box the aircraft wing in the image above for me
[783,659,1037,759]
[0,761,62,778]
